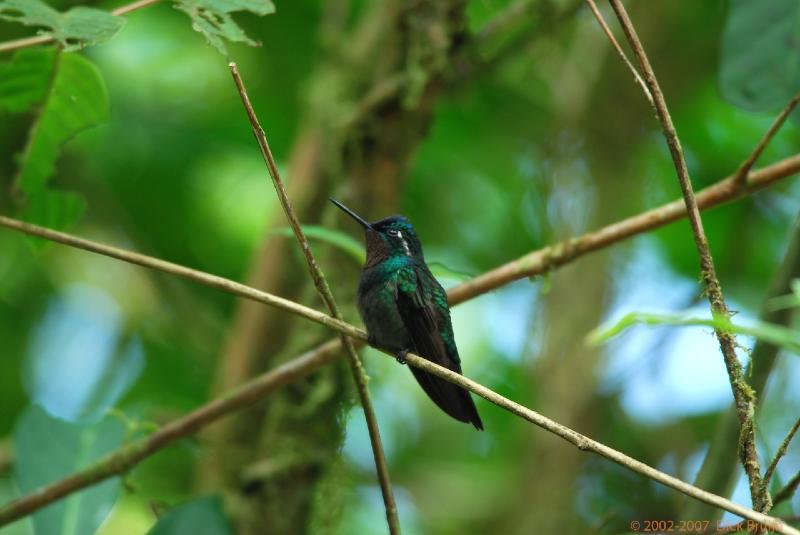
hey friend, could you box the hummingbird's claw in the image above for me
[395,349,409,365]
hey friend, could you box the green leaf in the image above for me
[13,405,124,535]
[0,0,125,52]
[0,48,55,114]
[587,311,800,355]
[21,190,86,235]
[767,278,800,311]
[15,51,110,230]
[271,225,366,264]
[147,496,233,535]
[719,0,800,111]
[174,0,276,56]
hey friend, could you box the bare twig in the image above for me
[584,0,652,105]
[1,156,798,320]
[774,470,800,507]
[608,0,770,514]
[0,328,797,533]
[0,153,799,528]
[0,215,361,339]
[228,62,400,535]
[0,0,162,54]
[733,92,800,188]
[448,153,800,304]
[0,339,344,526]
[764,416,800,486]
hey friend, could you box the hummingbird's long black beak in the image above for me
[329,198,372,230]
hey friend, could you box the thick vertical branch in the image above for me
[608,0,770,513]
[228,63,400,534]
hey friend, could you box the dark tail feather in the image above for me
[409,367,483,430]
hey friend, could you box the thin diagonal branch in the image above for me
[0,152,798,528]
[448,153,800,304]
[0,215,360,338]
[584,0,651,105]
[0,0,162,54]
[774,470,800,508]
[0,321,797,533]
[228,62,399,535]
[608,0,770,513]
[0,157,798,326]
[764,416,800,486]
[733,92,800,188]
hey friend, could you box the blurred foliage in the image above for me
[0,0,799,534]
[719,0,800,112]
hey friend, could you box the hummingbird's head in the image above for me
[330,198,424,265]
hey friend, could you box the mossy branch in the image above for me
[608,0,771,514]
[229,61,400,535]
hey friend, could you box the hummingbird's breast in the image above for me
[357,262,411,351]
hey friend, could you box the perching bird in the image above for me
[330,198,483,430]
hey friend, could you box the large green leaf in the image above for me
[719,0,800,111]
[0,0,125,52]
[174,0,276,55]
[13,405,124,535]
[0,49,54,114]
[147,496,233,535]
[14,51,110,230]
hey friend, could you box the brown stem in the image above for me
[584,0,652,105]
[228,62,400,534]
[764,416,800,486]
[448,153,800,304]
[608,0,769,513]
[733,92,800,188]
[774,471,800,508]
[0,334,798,533]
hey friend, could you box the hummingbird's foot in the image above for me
[395,349,409,365]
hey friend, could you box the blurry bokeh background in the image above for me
[1,0,799,533]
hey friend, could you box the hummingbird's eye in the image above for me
[388,229,401,238]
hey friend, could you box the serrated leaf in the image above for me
[0,0,125,51]
[719,0,800,111]
[587,311,800,355]
[14,51,109,230]
[0,48,55,114]
[13,405,124,535]
[147,496,233,535]
[174,0,276,56]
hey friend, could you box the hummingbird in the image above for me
[330,198,483,430]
